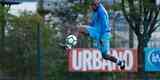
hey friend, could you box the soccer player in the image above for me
[77,0,125,70]
[60,0,125,69]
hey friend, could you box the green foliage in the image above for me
[0,4,13,73]
[9,13,43,79]
[72,0,91,14]
[111,3,122,11]
[0,11,51,79]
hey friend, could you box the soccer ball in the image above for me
[65,35,77,48]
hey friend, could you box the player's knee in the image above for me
[101,49,110,59]
[102,54,106,59]
[102,52,107,59]
[102,53,110,60]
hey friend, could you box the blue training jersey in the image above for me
[89,3,111,35]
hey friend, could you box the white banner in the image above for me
[68,48,138,72]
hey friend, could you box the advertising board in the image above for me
[68,48,138,72]
[144,48,160,71]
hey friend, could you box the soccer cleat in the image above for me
[117,60,125,70]
[120,60,125,70]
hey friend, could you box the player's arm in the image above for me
[98,8,109,35]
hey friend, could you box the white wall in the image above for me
[9,2,37,16]
[156,0,160,6]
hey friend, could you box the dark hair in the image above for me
[91,0,101,5]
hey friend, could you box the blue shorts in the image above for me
[86,26,111,56]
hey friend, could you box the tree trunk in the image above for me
[137,35,149,78]
[129,27,134,48]
[0,5,6,69]
[0,5,4,48]
[127,28,134,79]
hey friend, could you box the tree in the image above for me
[4,12,46,80]
[0,4,6,61]
[0,4,16,74]
[121,0,160,77]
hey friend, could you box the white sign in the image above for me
[68,48,138,72]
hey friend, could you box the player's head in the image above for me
[90,0,101,11]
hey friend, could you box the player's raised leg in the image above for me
[100,36,125,70]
